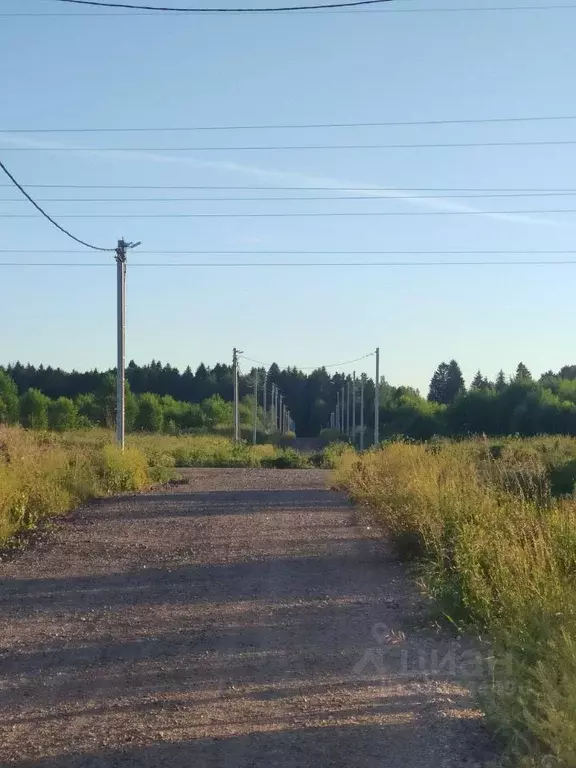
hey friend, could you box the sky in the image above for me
[1,0,576,393]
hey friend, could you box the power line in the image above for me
[0,160,113,252]
[1,184,574,192]
[3,260,576,267]
[4,139,576,150]
[3,249,576,255]
[3,114,576,132]
[240,351,374,370]
[4,192,576,202]
[7,3,576,13]
[52,0,398,13]
[5,208,576,218]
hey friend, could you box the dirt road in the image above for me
[0,469,493,767]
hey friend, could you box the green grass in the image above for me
[333,437,576,766]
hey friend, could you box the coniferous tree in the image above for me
[515,362,532,382]
[445,360,466,404]
[471,370,488,390]
[495,370,507,392]
[428,362,451,404]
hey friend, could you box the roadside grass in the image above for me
[333,438,576,766]
[1,428,338,547]
[0,426,173,548]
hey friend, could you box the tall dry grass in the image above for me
[334,440,576,766]
[0,427,316,546]
[0,427,171,546]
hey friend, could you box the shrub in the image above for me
[98,445,150,494]
[135,393,164,432]
[48,397,78,432]
[20,389,50,430]
[261,448,308,469]
[0,370,19,425]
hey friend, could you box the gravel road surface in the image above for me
[0,469,493,767]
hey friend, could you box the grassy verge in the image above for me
[0,426,174,548]
[127,433,333,469]
[0,426,341,550]
[333,438,576,766]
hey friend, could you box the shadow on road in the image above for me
[0,475,493,767]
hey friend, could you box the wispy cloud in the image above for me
[0,135,564,227]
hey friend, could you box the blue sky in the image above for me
[1,0,576,393]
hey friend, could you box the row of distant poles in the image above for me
[329,347,380,449]
[114,242,295,449]
[232,348,294,443]
[115,244,377,449]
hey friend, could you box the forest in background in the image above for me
[2,358,576,438]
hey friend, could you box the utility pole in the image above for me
[352,371,356,446]
[262,372,267,432]
[346,378,351,439]
[360,373,365,451]
[274,384,278,430]
[279,394,284,433]
[374,346,380,446]
[252,372,258,445]
[335,391,340,431]
[341,387,345,436]
[233,347,242,443]
[115,237,140,449]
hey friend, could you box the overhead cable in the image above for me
[52,0,398,13]
[240,351,375,370]
[4,192,576,202]
[1,184,574,192]
[4,113,576,132]
[12,3,576,13]
[0,160,113,252]
[5,208,576,218]
[2,260,576,267]
[4,139,576,150]
[3,249,576,255]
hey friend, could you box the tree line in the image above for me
[1,360,378,437]
[2,358,576,438]
[385,360,576,439]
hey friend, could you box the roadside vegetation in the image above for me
[333,436,576,766]
[0,426,174,548]
[0,427,338,548]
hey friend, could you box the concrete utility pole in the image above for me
[374,346,380,446]
[279,394,284,433]
[346,378,351,438]
[352,371,356,446]
[262,372,267,432]
[335,391,340,431]
[252,372,258,445]
[233,347,242,443]
[274,385,278,430]
[115,238,140,449]
[360,373,366,451]
[341,387,345,436]
[115,241,127,450]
